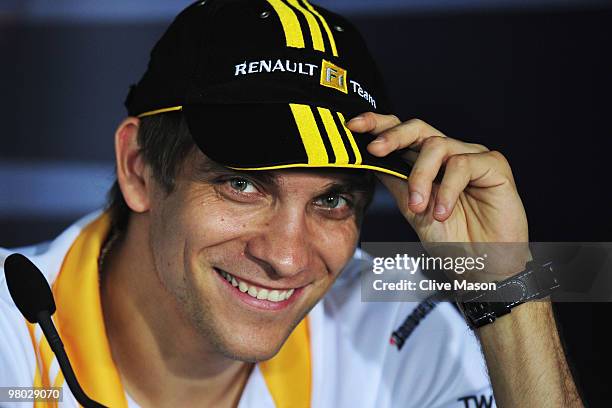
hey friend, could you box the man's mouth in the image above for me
[216,269,296,303]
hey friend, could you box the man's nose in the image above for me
[245,208,313,278]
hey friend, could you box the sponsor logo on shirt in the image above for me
[457,393,494,408]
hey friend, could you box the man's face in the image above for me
[146,151,371,362]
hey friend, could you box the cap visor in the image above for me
[183,103,411,180]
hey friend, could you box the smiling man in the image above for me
[0,1,582,407]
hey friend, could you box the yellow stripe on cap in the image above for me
[266,0,305,49]
[228,163,408,180]
[290,103,328,164]
[286,0,325,52]
[137,105,182,118]
[336,112,362,165]
[302,0,338,57]
[317,107,349,164]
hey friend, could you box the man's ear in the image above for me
[115,117,151,213]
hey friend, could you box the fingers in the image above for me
[405,136,449,211]
[356,117,489,161]
[406,136,489,214]
[349,114,512,223]
[431,151,513,221]
[432,154,473,221]
[346,112,401,135]
[365,118,447,157]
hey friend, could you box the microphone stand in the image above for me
[36,312,107,408]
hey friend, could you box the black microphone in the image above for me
[4,253,107,408]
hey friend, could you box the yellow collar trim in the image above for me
[53,212,128,407]
[259,318,312,407]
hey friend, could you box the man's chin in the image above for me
[210,319,305,363]
[216,336,288,363]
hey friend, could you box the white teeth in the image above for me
[268,290,280,302]
[218,269,296,302]
[256,289,269,300]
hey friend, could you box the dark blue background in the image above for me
[1,1,610,405]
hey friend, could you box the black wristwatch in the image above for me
[457,260,559,329]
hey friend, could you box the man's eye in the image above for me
[316,194,350,209]
[228,178,258,193]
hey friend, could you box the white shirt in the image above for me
[0,211,495,407]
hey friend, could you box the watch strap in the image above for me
[457,260,559,329]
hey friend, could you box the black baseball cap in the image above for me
[125,0,410,179]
